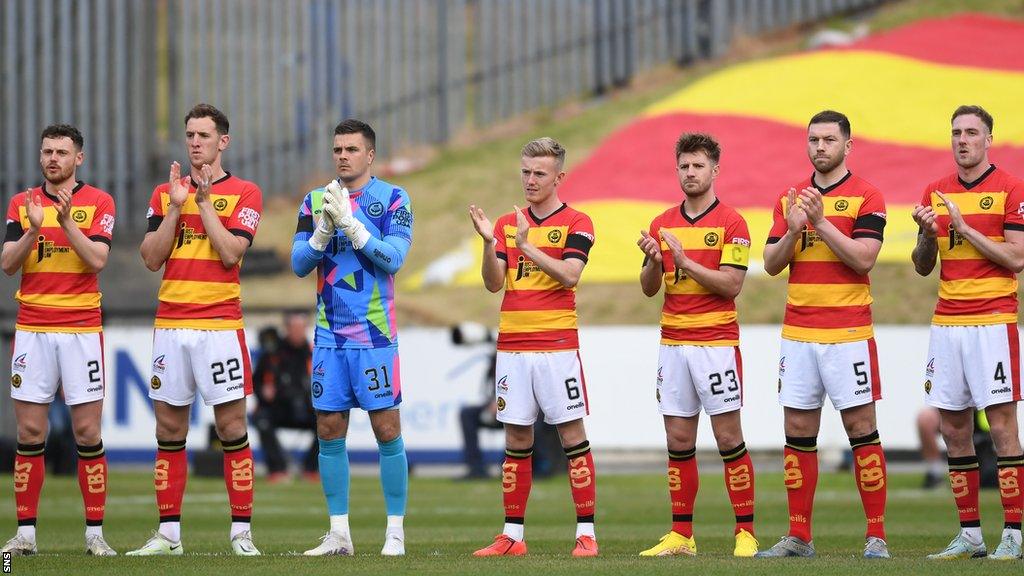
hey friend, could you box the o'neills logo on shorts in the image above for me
[566,401,585,410]
[993,386,1012,394]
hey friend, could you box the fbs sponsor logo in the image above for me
[496,375,509,393]
[566,401,585,411]
[150,375,162,390]
[13,353,27,372]
[993,386,1012,394]
[312,382,323,398]
[925,358,935,378]
[313,361,326,378]
[11,374,22,388]
[496,397,506,412]
[656,367,664,385]
[778,356,786,377]
[153,354,167,374]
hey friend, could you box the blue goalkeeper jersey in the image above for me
[291,176,413,349]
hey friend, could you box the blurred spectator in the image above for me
[917,407,997,489]
[252,312,318,482]
[453,323,561,480]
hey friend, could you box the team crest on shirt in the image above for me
[703,232,719,246]
[150,376,162,390]
[980,196,994,210]
[834,199,849,212]
[214,198,229,211]
[547,229,562,244]
[72,209,88,223]
[924,380,932,394]
[497,375,509,392]
[11,374,21,388]
[12,354,27,372]
[496,397,506,411]
[925,358,935,378]
[152,355,166,374]
[367,202,385,217]
[312,382,323,398]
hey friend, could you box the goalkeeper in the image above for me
[291,119,414,557]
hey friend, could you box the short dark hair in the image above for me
[40,124,84,150]
[675,132,721,164]
[184,103,230,134]
[334,119,376,150]
[951,105,993,133]
[808,110,851,139]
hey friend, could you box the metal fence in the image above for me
[1,0,885,230]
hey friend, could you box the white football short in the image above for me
[924,323,1021,410]
[656,344,743,416]
[150,328,253,407]
[495,350,589,425]
[9,330,105,405]
[778,338,881,410]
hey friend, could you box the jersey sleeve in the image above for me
[226,182,263,244]
[87,192,116,245]
[563,211,595,262]
[4,193,24,243]
[293,192,315,241]
[382,188,413,243]
[1004,177,1024,232]
[493,215,509,261]
[720,211,751,269]
[852,186,886,240]
[766,192,788,244]
[146,185,165,232]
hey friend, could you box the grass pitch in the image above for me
[0,468,1018,575]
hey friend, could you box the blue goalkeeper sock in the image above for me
[378,436,408,516]
[318,437,349,516]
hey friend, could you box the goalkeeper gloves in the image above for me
[329,181,372,250]
[308,182,342,251]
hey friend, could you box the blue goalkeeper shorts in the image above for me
[311,346,402,412]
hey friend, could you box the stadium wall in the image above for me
[39,325,936,464]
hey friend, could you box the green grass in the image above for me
[2,469,1019,575]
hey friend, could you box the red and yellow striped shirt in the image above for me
[649,199,750,346]
[4,182,115,333]
[147,173,262,330]
[494,204,594,352]
[922,165,1024,326]
[767,172,886,343]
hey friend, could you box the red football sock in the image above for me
[564,441,596,522]
[14,443,45,527]
[721,443,755,535]
[850,431,887,540]
[948,455,981,528]
[222,435,254,522]
[155,439,188,522]
[77,442,108,526]
[784,436,818,542]
[502,447,533,525]
[996,454,1023,530]
[668,448,698,538]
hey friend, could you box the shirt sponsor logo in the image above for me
[146,207,155,219]
[573,231,595,243]
[99,214,115,235]
[392,206,413,228]
[237,207,260,231]
[730,237,751,247]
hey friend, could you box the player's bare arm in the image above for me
[469,204,506,292]
[937,190,1024,272]
[1,191,43,275]
[513,205,585,288]
[763,188,806,275]
[54,187,110,272]
[661,228,745,299]
[911,204,939,276]
[638,230,663,297]
[194,164,250,268]
[797,187,882,276]
[141,162,188,271]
